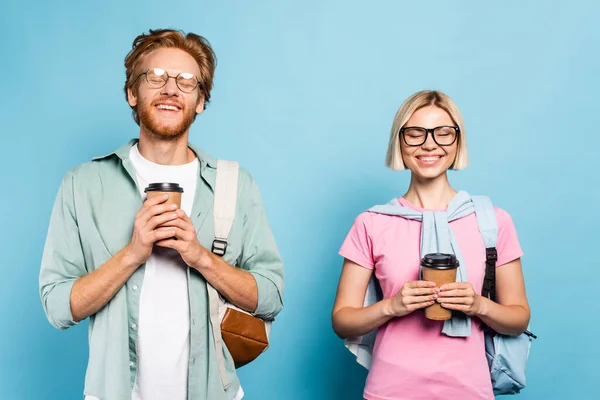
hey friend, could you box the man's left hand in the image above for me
[155,209,212,270]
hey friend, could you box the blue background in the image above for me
[1,0,598,399]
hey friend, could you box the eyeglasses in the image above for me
[134,68,201,93]
[400,126,459,147]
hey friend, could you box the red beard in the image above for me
[138,97,196,138]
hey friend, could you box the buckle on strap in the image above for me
[212,239,228,257]
[486,247,498,263]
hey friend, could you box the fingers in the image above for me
[157,212,194,232]
[439,282,472,291]
[136,194,168,217]
[437,303,470,313]
[437,296,473,305]
[176,209,193,224]
[406,281,437,289]
[402,281,437,295]
[138,202,178,226]
[155,238,178,249]
[147,211,179,230]
[150,226,178,243]
[171,226,195,242]
[404,294,438,305]
[406,299,437,311]
[437,289,469,297]
[408,287,439,296]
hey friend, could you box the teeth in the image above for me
[157,104,179,111]
[419,156,440,162]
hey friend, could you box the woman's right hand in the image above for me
[389,281,439,317]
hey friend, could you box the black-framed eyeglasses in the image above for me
[400,126,459,147]
[133,68,201,93]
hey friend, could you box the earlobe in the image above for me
[127,87,138,107]
[196,97,205,114]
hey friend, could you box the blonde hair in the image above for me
[123,29,217,125]
[385,90,469,170]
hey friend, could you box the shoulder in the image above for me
[493,206,516,230]
[60,160,102,187]
[471,194,516,230]
[55,155,128,202]
[354,211,373,228]
[352,210,398,233]
[65,155,120,185]
[233,165,266,212]
[237,165,255,188]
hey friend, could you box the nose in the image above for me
[161,76,179,97]
[421,131,438,150]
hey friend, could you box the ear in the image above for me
[195,96,205,115]
[127,87,138,107]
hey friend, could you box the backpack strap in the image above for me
[471,196,498,302]
[212,160,239,256]
[472,196,537,340]
[207,160,239,389]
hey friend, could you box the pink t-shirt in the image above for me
[339,197,524,400]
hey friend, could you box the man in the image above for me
[39,29,284,400]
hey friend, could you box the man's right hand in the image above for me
[125,194,180,266]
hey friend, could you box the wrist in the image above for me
[382,298,397,318]
[474,295,489,317]
[120,245,143,271]
[192,248,215,272]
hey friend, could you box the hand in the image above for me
[125,194,180,266]
[437,282,482,316]
[155,209,212,270]
[389,281,439,318]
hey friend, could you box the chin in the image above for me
[407,165,450,180]
[142,117,191,138]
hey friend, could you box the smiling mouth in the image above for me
[417,155,442,162]
[155,104,181,111]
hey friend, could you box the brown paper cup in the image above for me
[144,183,184,209]
[422,266,457,320]
[146,190,182,209]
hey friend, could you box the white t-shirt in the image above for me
[86,144,242,400]
[129,144,197,400]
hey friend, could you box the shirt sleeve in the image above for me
[39,171,87,330]
[239,171,284,320]
[495,207,524,267]
[339,212,375,270]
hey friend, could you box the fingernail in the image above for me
[171,204,177,209]
[163,194,169,200]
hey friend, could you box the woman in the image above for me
[332,90,530,400]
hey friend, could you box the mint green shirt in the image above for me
[39,140,284,400]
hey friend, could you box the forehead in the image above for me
[407,106,454,126]
[141,47,200,76]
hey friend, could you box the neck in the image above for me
[137,129,195,165]
[402,172,456,210]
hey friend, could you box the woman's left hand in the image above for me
[437,282,483,316]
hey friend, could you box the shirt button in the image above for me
[131,323,137,330]
[192,319,196,326]
[132,285,139,291]
[191,358,195,364]
[129,362,135,368]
